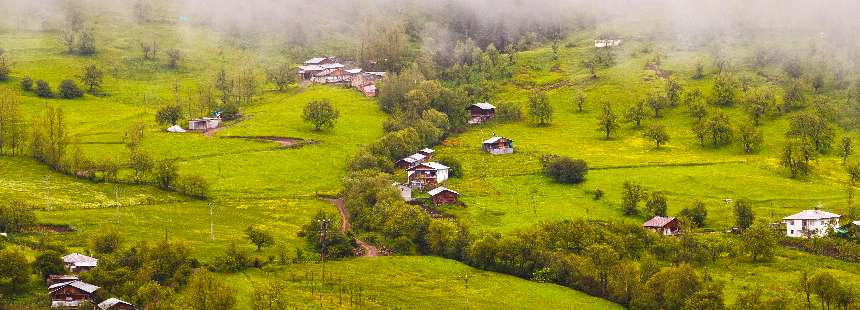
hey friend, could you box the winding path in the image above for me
[325,198,379,257]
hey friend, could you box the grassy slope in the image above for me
[0,21,621,309]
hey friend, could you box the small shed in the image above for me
[466,103,496,124]
[407,162,449,189]
[482,136,514,155]
[642,216,680,236]
[428,187,459,205]
[188,117,221,131]
[98,298,137,310]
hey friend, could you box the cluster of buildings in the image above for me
[642,207,854,238]
[391,148,460,206]
[48,253,135,309]
[298,56,385,97]
[594,39,623,48]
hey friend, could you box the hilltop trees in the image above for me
[696,110,733,147]
[712,73,736,107]
[781,139,816,178]
[787,112,834,154]
[783,81,806,111]
[743,86,776,126]
[598,101,621,139]
[528,91,553,125]
[80,65,103,95]
[303,99,340,131]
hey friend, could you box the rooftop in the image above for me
[470,102,496,110]
[409,162,449,171]
[643,216,677,228]
[783,209,841,220]
[483,136,510,144]
[98,298,134,310]
[63,253,97,264]
[428,187,458,196]
[50,280,100,294]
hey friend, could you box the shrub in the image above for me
[90,227,124,254]
[155,104,183,126]
[35,80,53,98]
[20,76,33,91]
[0,200,36,233]
[495,102,522,122]
[544,157,588,184]
[177,174,210,199]
[58,79,84,99]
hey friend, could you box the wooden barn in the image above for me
[642,216,680,236]
[49,280,100,308]
[428,187,459,205]
[98,298,137,310]
[482,136,514,155]
[466,102,496,124]
[62,253,98,273]
[407,162,449,189]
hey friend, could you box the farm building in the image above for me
[49,280,100,308]
[428,187,459,205]
[466,102,496,124]
[395,153,427,169]
[46,275,79,286]
[782,209,841,238]
[482,136,514,154]
[98,298,136,310]
[393,182,412,201]
[361,84,377,97]
[304,56,338,65]
[418,148,434,159]
[63,253,98,273]
[188,117,221,131]
[594,39,622,48]
[643,216,680,236]
[407,162,449,189]
[351,72,385,97]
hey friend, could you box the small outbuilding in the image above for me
[428,187,459,205]
[392,182,413,201]
[49,280,100,308]
[395,153,427,169]
[63,253,98,273]
[643,216,680,236]
[188,117,221,131]
[482,136,514,155]
[466,103,496,124]
[98,298,137,310]
[407,162,450,189]
[782,209,841,238]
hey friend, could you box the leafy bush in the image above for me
[58,79,84,99]
[35,80,53,98]
[20,76,33,91]
[176,174,210,199]
[0,200,36,233]
[155,104,183,126]
[495,102,522,122]
[543,156,588,184]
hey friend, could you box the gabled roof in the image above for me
[367,72,386,76]
[469,102,496,110]
[483,136,510,144]
[428,187,458,196]
[63,253,97,265]
[304,57,331,64]
[50,280,100,294]
[783,210,841,220]
[99,298,135,310]
[346,68,362,74]
[320,63,345,69]
[419,148,434,154]
[408,153,426,161]
[408,162,449,171]
[643,216,677,228]
[298,65,325,71]
[853,220,860,226]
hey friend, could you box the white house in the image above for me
[63,253,98,272]
[782,209,841,238]
[406,162,449,189]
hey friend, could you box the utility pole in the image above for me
[319,219,330,281]
[209,203,215,241]
[44,176,50,211]
[114,184,121,225]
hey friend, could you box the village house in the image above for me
[351,71,385,97]
[642,216,680,236]
[418,148,434,159]
[466,102,496,124]
[407,162,450,189]
[46,275,79,286]
[49,280,100,308]
[188,117,221,131]
[395,153,427,169]
[482,136,514,154]
[63,253,98,273]
[594,39,623,48]
[428,187,459,205]
[98,298,137,310]
[782,209,841,238]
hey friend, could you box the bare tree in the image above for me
[140,40,160,60]
[265,63,295,91]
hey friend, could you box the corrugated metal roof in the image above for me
[483,136,511,144]
[419,148,434,154]
[321,63,344,69]
[428,187,458,196]
[783,210,841,220]
[63,253,97,264]
[346,68,362,74]
[299,65,324,71]
[98,298,134,310]
[408,162,448,171]
[643,216,676,228]
[50,280,100,294]
[304,57,326,64]
[471,102,496,110]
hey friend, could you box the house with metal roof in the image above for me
[428,187,459,205]
[98,297,136,310]
[49,280,100,308]
[407,162,449,189]
[62,253,98,273]
[466,102,496,124]
[482,136,514,154]
[643,216,680,236]
[782,209,841,238]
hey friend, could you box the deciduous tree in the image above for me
[644,124,670,148]
[244,226,274,251]
[302,99,340,131]
[597,101,621,139]
[528,91,553,126]
[80,65,103,95]
[733,199,755,230]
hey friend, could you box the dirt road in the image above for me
[325,198,379,257]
